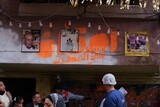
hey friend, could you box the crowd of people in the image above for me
[0,74,159,107]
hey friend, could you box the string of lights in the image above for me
[0,0,159,48]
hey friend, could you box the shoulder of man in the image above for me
[24,102,34,107]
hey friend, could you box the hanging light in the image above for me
[98,25,101,31]
[157,39,160,45]
[28,22,32,27]
[117,30,120,36]
[68,20,72,26]
[39,21,43,27]
[136,36,139,41]
[49,22,53,28]
[106,0,112,5]
[9,21,13,27]
[99,0,103,5]
[146,37,149,42]
[107,28,111,34]
[88,22,91,28]
[19,23,22,28]
[81,0,85,4]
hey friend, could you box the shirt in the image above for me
[0,91,10,107]
[103,90,126,107]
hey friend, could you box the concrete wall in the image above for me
[0,17,159,65]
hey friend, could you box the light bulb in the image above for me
[39,21,43,27]
[81,0,85,4]
[49,22,53,28]
[9,21,13,27]
[68,20,72,26]
[136,36,139,41]
[117,30,120,36]
[107,28,111,34]
[88,22,91,28]
[99,0,102,5]
[146,37,149,42]
[157,39,160,45]
[19,23,22,28]
[28,22,32,27]
[90,0,93,2]
[98,25,101,31]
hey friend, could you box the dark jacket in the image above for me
[25,102,43,107]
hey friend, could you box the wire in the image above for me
[0,1,70,23]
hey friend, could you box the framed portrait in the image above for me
[21,30,41,52]
[125,31,149,56]
[60,29,79,52]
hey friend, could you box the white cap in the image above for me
[102,73,117,85]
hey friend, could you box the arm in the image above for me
[68,91,84,100]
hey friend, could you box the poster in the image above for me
[21,30,41,52]
[125,31,149,56]
[60,29,79,52]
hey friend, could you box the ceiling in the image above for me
[0,63,159,84]
[0,0,158,19]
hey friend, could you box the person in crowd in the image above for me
[0,81,12,107]
[22,31,38,51]
[51,84,84,107]
[50,85,66,107]
[11,96,24,107]
[100,73,127,107]
[25,92,43,107]
[43,95,54,107]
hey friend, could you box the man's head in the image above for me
[32,92,42,104]
[23,32,34,48]
[0,81,5,92]
[51,84,63,95]
[102,73,117,92]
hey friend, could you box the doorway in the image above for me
[0,78,36,105]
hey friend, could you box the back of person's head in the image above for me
[102,73,117,85]
[12,96,24,107]
[51,83,62,93]
[13,96,23,103]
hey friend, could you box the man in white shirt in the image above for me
[0,81,12,107]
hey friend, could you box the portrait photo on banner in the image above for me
[60,29,79,52]
[125,31,149,56]
[21,30,41,52]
